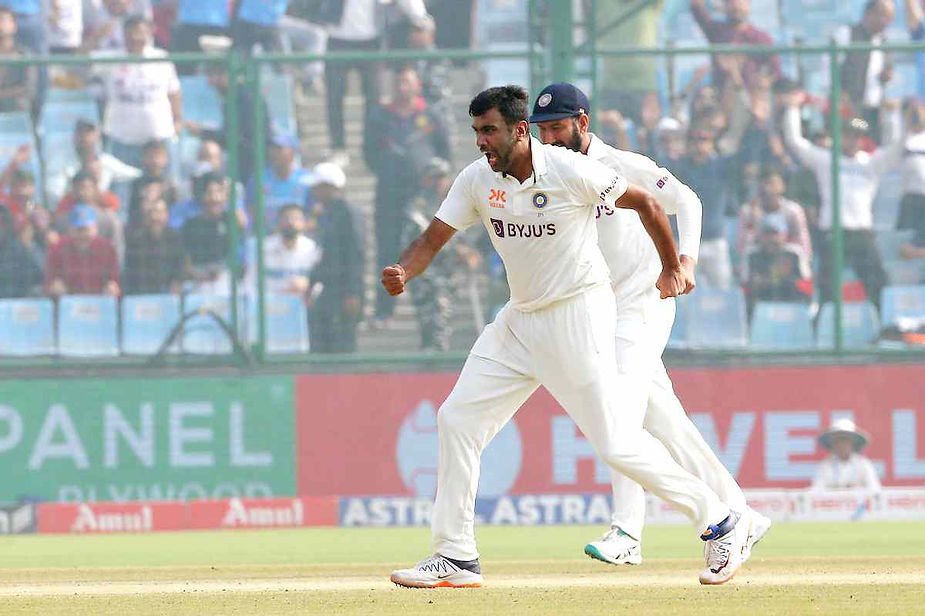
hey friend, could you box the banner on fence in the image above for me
[296,365,925,496]
[0,377,296,502]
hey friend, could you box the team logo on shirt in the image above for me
[537,93,553,107]
[532,192,548,209]
[489,189,506,209]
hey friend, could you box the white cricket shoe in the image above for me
[698,511,751,585]
[584,526,642,565]
[743,509,772,562]
[390,554,483,589]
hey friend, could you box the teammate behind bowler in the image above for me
[529,82,771,569]
[383,85,752,588]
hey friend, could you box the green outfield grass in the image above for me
[0,522,923,615]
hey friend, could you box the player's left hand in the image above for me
[679,255,697,295]
[656,265,687,299]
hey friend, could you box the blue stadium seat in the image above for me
[749,301,814,350]
[121,294,181,355]
[182,294,246,354]
[45,87,94,103]
[880,285,925,326]
[685,288,748,349]
[885,260,925,286]
[38,100,100,135]
[0,298,55,356]
[261,72,297,136]
[876,229,915,262]
[180,76,223,130]
[816,302,879,349]
[0,112,33,134]
[263,294,310,354]
[58,295,119,357]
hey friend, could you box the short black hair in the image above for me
[143,140,167,153]
[759,163,786,181]
[277,203,304,220]
[193,171,226,201]
[124,14,150,31]
[71,171,94,186]
[469,85,529,127]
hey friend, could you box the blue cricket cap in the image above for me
[70,204,98,228]
[270,132,300,150]
[529,82,591,123]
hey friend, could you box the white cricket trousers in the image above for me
[608,290,748,540]
[431,284,730,561]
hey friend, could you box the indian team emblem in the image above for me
[537,93,552,107]
[532,192,548,209]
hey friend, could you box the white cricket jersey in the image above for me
[586,135,703,303]
[436,138,626,312]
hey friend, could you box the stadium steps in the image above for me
[293,68,489,353]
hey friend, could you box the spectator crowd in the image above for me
[0,0,924,355]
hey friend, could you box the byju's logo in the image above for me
[490,218,505,238]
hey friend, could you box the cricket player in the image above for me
[529,82,771,567]
[384,85,753,589]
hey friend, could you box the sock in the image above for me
[700,511,739,541]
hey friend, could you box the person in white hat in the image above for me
[811,418,881,491]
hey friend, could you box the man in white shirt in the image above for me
[780,91,903,308]
[811,418,881,491]
[248,204,321,297]
[530,82,769,570]
[385,86,752,589]
[92,15,181,168]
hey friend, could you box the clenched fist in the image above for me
[381,264,407,296]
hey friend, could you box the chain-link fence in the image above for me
[1,34,924,368]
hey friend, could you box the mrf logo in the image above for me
[489,189,506,209]
[491,218,505,238]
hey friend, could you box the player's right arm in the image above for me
[381,219,457,296]
[381,164,479,296]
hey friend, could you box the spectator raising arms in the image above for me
[780,90,903,308]
[45,204,120,298]
[92,16,181,168]
[690,0,780,93]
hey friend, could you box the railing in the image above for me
[0,40,924,373]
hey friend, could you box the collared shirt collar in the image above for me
[586,133,604,159]
[496,137,547,187]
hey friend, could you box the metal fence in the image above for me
[1,39,925,371]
